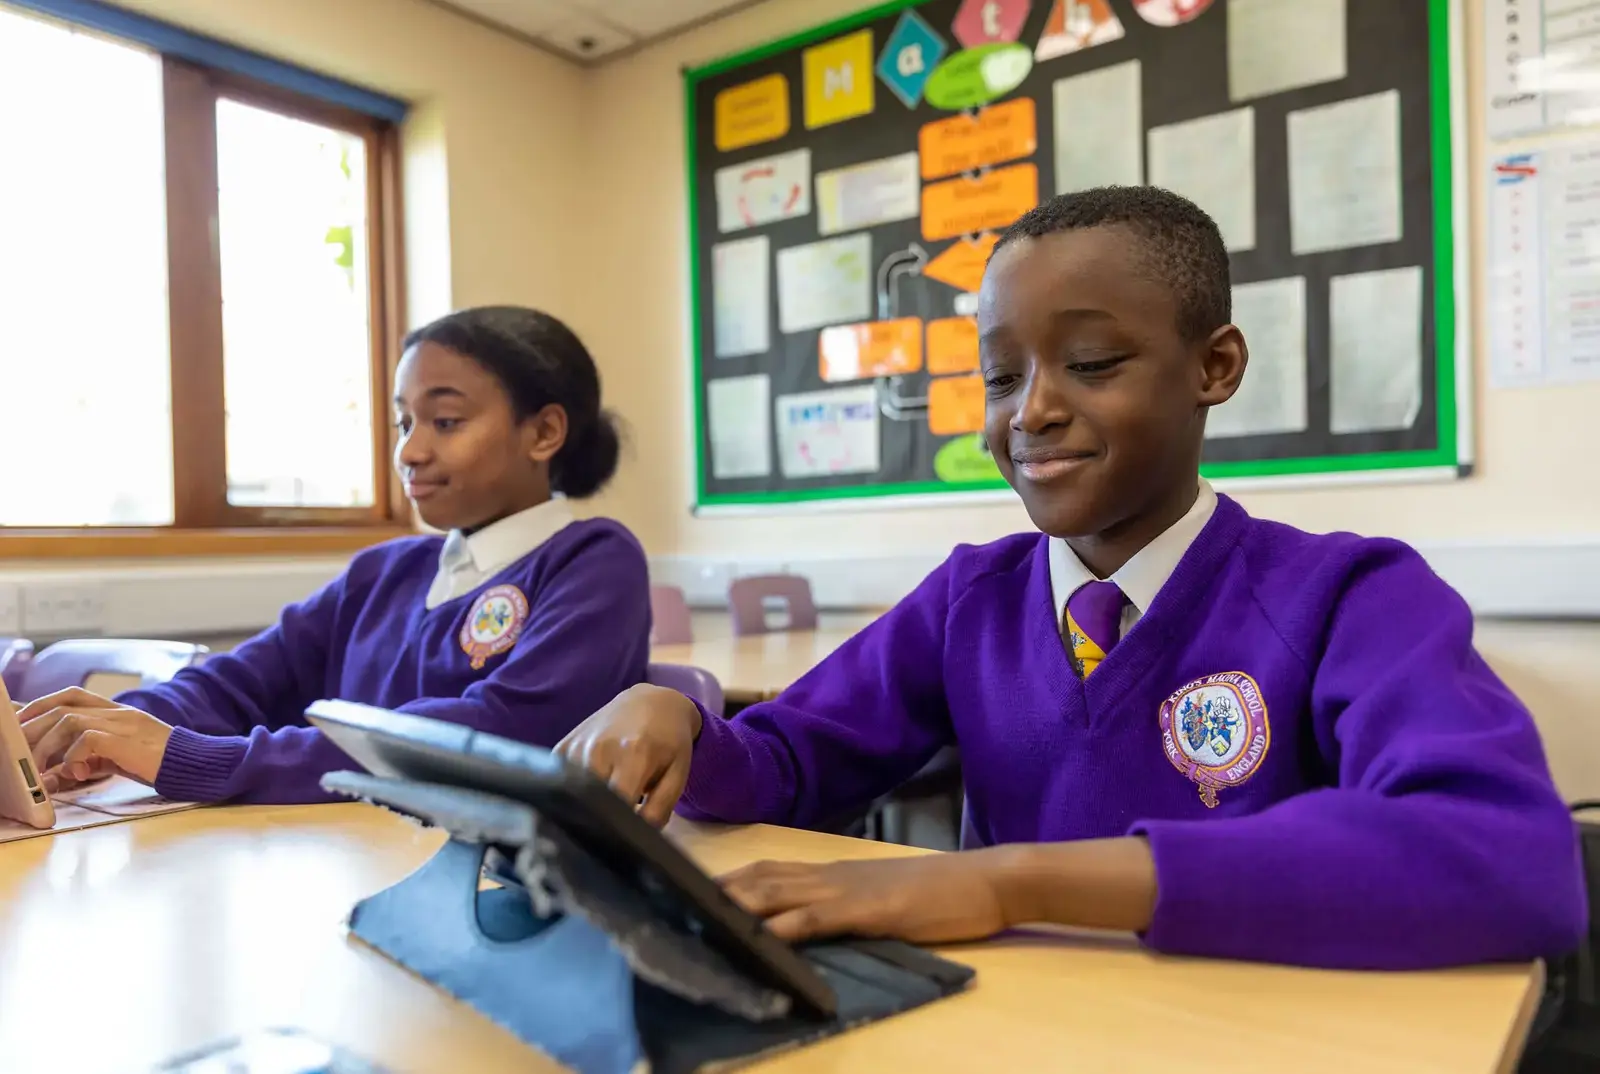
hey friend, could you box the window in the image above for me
[0,5,405,555]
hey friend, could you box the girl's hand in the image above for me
[720,852,1012,945]
[18,687,174,791]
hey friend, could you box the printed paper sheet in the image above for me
[707,374,773,479]
[776,233,872,334]
[1053,60,1142,194]
[776,385,881,478]
[715,149,812,234]
[1288,90,1403,255]
[816,152,920,235]
[1148,107,1256,251]
[1227,0,1347,103]
[1207,277,1308,439]
[1329,266,1424,434]
[712,236,770,359]
[1489,144,1600,387]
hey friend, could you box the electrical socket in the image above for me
[21,583,106,636]
[0,584,20,636]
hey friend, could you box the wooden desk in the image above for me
[652,627,860,703]
[0,806,1541,1074]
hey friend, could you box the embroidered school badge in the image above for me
[1157,671,1270,808]
[460,584,530,670]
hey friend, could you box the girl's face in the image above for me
[392,342,567,531]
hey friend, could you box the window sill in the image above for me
[0,527,414,560]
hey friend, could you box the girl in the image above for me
[21,306,651,805]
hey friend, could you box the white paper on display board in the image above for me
[816,152,920,235]
[1207,276,1308,439]
[1288,90,1404,256]
[714,148,812,233]
[1053,60,1142,194]
[776,233,873,334]
[707,373,773,479]
[1227,0,1347,103]
[1329,265,1425,434]
[1148,107,1256,251]
[775,384,880,478]
[711,235,770,358]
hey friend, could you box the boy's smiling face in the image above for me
[978,225,1245,544]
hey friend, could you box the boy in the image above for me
[557,188,1585,969]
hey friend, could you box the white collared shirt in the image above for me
[1047,480,1218,641]
[424,497,575,610]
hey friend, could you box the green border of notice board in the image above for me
[683,0,1471,513]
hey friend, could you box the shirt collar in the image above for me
[1048,479,1218,616]
[441,497,575,578]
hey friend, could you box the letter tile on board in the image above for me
[1133,0,1216,26]
[804,30,876,129]
[953,0,1033,49]
[877,10,947,109]
[1035,0,1125,61]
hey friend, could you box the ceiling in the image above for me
[434,0,765,62]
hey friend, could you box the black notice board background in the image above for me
[686,0,1456,509]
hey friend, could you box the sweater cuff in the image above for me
[155,725,247,803]
[678,699,774,822]
[1128,816,1300,964]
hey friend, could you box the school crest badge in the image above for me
[460,584,530,670]
[1157,671,1270,808]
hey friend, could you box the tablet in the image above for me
[305,700,839,1020]
[0,677,54,829]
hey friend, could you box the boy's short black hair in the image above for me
[992,186,1232,342]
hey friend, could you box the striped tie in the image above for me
[1063,581,1126,678]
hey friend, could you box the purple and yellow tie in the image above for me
[1063,581,1126,678]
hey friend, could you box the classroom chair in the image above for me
[0,637,34,697]
[15,638,209,701]
[727,574,819,636]
[867,748,964,849]
[646,662,724,718]
[649,584,694,646]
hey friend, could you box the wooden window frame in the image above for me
[2,55,410,560]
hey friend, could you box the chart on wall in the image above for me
[685,0,1467,511]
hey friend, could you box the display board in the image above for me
[684,0,1468,512]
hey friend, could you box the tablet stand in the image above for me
[325,772,975,1074]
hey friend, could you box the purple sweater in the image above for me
[679,495,1586,969]
[118,518,650,805]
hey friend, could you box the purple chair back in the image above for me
[649,584,693,646]
[17,639,209,701]
[646,662,724,718]
[727,574,819,636]
[0,638,34,698]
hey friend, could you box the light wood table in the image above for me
[652,628,861,703]
[0,805,1542,1074]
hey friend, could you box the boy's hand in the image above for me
[721,853,1010,944]
[555,684,703,826]
[18,687,174,791]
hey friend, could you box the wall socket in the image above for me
[0,584,20,636]
[21,583,106,636]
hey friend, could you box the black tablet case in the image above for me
[324,773,975,1074]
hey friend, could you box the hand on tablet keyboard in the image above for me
[555,684,702,827]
